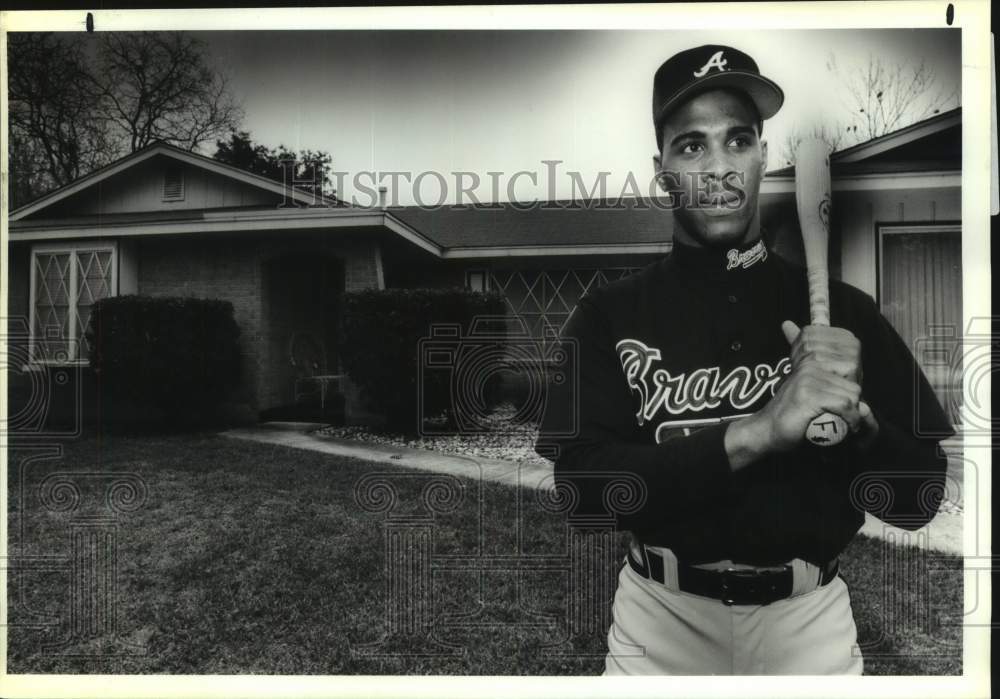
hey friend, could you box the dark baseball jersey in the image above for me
[535,237,954,567]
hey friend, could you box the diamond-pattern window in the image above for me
[31,245,117,363]
[488,267,640,344]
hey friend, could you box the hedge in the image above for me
[86,295,242,423]
[339,288,507,432]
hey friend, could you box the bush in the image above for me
[86,295,242,424]
[339,288,507,432]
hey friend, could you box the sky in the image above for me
[195,28,960,205]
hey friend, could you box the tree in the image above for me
[778,53,958,168]
[213,131,334,199]
[92,33,243,153]
[828,53,958,141]
[7,31,243,208]
[7,33,115,203]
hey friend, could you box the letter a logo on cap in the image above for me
[693,50,728,77]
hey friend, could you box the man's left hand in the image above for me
[782,321,862,384]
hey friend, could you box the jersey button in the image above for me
[730,341,742,352]
[727,294,738,304]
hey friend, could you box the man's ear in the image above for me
[759,139,769,182]
[652,153,667,191]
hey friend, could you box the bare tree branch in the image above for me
[830,52,958,142]
[92,33,244,153]
[777,122,847,168]
[8,31,245,206]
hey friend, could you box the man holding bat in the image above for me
[535,44,953,675]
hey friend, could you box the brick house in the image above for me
[6,108,960,429]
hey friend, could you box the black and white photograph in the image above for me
[0,3,992,696]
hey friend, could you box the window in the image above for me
[163,167,185,201]
[878,224,962,423]
[30,243,118,364]
[489,267,641,343]
[465,270,488,292]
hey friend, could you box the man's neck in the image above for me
[673,213,762,251]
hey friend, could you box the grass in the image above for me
[7,431,962,675]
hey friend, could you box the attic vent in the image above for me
[163,167,185,201]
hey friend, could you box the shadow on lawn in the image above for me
[6,432,963,675]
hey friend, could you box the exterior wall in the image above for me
[837,185,960,300]
[136,232,385,414]
[6,244,34,430]
[137,236,264,410]
[43,155,278,217]
[760,185,960,300]
[7,243,31,327]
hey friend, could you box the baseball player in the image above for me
[535,44,954,675]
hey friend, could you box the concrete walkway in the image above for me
[220,422,964,556]
[221,421,556,491]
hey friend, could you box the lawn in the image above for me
[6,432,962,675]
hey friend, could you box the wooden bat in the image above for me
[794,137,850,447]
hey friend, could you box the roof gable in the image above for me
[767,107,961,178]
[10,142,336,221]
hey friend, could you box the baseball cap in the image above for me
[653,44,784,149]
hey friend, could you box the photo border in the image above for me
[0,2,991,698]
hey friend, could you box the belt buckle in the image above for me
[720,567,774,606]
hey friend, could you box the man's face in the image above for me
[654,89,768,249]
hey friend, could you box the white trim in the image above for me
[878,223,963,236]
[13,212,384,239]
[442,242,672,259]
[9,143,331,221]
[12,207,667,259]
[28,241,119,366]
[10,210,445,257]
[378,213,443,256]
[762,170,961,194]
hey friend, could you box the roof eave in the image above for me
[7,209,443,258]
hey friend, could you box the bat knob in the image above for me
[806,412,849,446]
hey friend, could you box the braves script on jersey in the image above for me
[616,338,790,426]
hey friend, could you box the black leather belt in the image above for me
[627,546,839,606]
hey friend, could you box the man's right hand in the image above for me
[749,362,864,453]
[724,359,864,470]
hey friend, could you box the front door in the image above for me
[263,254,343,410]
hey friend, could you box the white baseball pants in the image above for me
[603,553,864,675]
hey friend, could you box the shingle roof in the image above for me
[388,197,674,249]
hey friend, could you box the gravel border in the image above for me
[316,403,552,466]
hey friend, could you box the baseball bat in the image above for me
[794,137,851,447]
